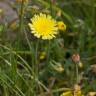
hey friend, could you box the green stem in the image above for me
[35,40,39,77]
[35,39,39,95]
[46,40,51,65]
[19,0,24,33]
[76,63,79,84]
[18,0,25,48]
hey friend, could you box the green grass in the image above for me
[0,0,96,96]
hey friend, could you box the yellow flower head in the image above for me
[60,91,73,96]
[39,52,46,60]
[74,84,82,96]
[60,84,84,96]
[28,13,58,40]
[57,21,66,31]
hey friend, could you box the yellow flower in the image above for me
[28,13,58,40]
[57,21,66,31]
[74,84,82,96]
[60,85,84,96]
[39,52,46,60]
[60,91,73,96]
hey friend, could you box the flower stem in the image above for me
[76,63,79,84]
[35,39,39,94]
[46,40,51,65]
